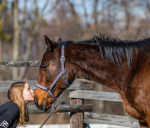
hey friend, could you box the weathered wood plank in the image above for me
[84,112,140,128]
[0,80,36,92]
[0,79,94,92]
[27,104,92,114]
[69,90,123,102]
[70,98,84,128]
[68,79,94,90]
[0,61,40,67]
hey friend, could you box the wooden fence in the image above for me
[0,61,140,128]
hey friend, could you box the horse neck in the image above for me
[66,43,137,93]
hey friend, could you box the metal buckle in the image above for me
[60,56,65,62]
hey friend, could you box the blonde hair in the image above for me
[7,81,29,126]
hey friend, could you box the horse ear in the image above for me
[44,35,56,52]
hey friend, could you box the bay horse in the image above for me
[34,34,150,128]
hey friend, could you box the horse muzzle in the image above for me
[34,97,51,111]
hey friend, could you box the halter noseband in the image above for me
[36,44,70,99]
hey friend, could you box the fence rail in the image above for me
[28,104,93,114]
[84,113,140,128]
[0,61,40,67]
[0,79,94,92]
[69,90,123,102]
[0,61,140,128]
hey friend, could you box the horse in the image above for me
[34,34,150,128]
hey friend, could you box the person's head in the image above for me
[7,81,34,126]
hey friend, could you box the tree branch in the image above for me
[18,0,60,79]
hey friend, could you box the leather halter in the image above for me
[36,44,70,99]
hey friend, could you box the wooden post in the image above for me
[70,98,84,128]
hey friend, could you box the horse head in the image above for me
[34,35,76,111]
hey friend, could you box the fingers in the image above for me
[54,106,59,113]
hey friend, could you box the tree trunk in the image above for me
[66,0,83,34]
[0,39,3,80]
[93,0,99,26]
[12,0,20,80]
[0,39,3,61]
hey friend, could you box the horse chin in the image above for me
[35,104,51,111]
[44,106,51,112]
[36,104,44,110]
[34,102,50,111]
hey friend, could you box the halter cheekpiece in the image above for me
[36,44,70,99]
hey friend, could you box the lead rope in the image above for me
[39,94,64,128]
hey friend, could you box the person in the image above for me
[0,81,34,128]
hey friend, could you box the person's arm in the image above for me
[0,114,19,128]
[0,114,12,128]
[0,106,19,128]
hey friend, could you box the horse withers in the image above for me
[34,34,150,128]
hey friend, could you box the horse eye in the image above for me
[41,65,48,70]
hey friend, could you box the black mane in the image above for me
[93,35,150,68]
[54,34,150,68]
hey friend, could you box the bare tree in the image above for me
[0,0,11,80]
[0,0,9,62]
[12,0,20,80]
[92,0,99,26]
[11,0,60,80]
[82,0,89,28]
[66,0,83,35]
